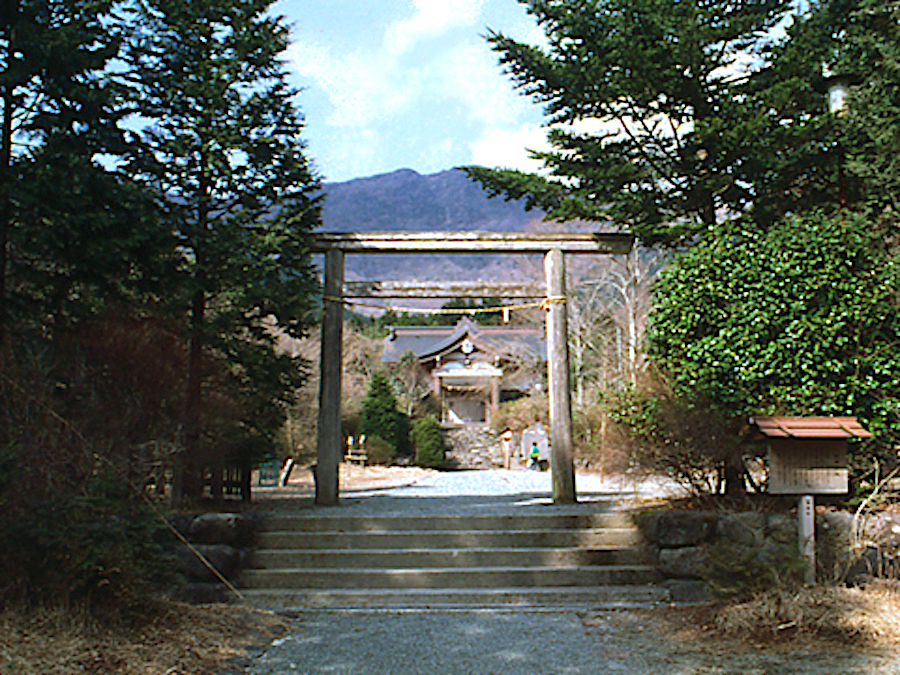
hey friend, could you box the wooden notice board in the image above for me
[768,438,848,494]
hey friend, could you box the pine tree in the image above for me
[119,0,322,500]
[466,0,850,244]
[0,0,126,335]
[412,415,446,469]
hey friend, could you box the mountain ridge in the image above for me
[321,167,544,235]
[320,168,551,284]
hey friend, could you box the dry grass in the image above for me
[714,582,900,646]
[0,599,293,675]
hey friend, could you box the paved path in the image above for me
[245,469,900,675]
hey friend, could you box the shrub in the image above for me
[601,380,751,495]
[0,472,173,608]
[360,371,409,455]
[412,415,446,469]
[364,435,396,466]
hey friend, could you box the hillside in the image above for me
[321,168,542,234]
[320,168,551,283]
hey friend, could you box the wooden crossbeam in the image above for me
[343,281,547,299]
[312,231,634,254]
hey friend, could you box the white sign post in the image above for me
[798,495,816,585]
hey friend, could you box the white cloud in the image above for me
[282,0,548,180]
[288,43,409,128]
[470,123,549,172]
[386,0,486,54]
[435,43,527,125]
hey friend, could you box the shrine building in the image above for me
[382,317,546,425]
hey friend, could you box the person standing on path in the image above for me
[528,442,540,470]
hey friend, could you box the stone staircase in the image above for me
[240,510,667,610]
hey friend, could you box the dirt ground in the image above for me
[250,462,439,509]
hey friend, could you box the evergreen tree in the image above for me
[412,415,446,469]
[119,0,322,499]
[361,371,410,455]
[842,0,900,217]
[466,0,849,244]
[436,298,504,326]
[0,0,129,335]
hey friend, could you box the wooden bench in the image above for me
[345,450,368,466]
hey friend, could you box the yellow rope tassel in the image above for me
[540,296,567,310]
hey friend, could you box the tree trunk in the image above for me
[180,286,206,503]
[0,75,13,341]
[240,459,252,502]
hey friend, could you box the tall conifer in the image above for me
[466,0,848,244]
[0,0,123,335]
[120,0,322,499]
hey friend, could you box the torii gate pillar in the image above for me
[315,248,343,505]
[545,248,576,504]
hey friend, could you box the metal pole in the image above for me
[545,248,576,504]
[799,494,816,585]
[316,248,344,506]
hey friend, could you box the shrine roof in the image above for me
[383,317,546,363]
[752,416,873,439]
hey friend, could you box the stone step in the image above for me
[251,546,654,570]
[241,565,660,590]
[257,528,642,550]
[261,513,635,533]
[240,585,671,610]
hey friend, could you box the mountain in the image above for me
[320,168,550,284]
[321,168,542,234]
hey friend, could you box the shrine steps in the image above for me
[240,511,668,610]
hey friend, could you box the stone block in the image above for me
[176,543,244,582]
[656,513,715,548]
[188,512,258,547]
[659,546,708,579]
[765,514,796,545]
[157,513,197,544]
[817,511,855,582]
[635,512,662,544]
[717,513,766,547]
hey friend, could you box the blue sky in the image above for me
[272,0,550,182]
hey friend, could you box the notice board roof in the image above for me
[753,416,872,439]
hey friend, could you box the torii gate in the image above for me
[311,232,634,506]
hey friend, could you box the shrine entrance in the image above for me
[310,232,633,506]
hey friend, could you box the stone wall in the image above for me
[166,512,260,604]
[445,427,506,469]
[639,511,806,602]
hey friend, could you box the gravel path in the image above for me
[248,609,900,675]
[273,468,684,517]
[245,469,900,675]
